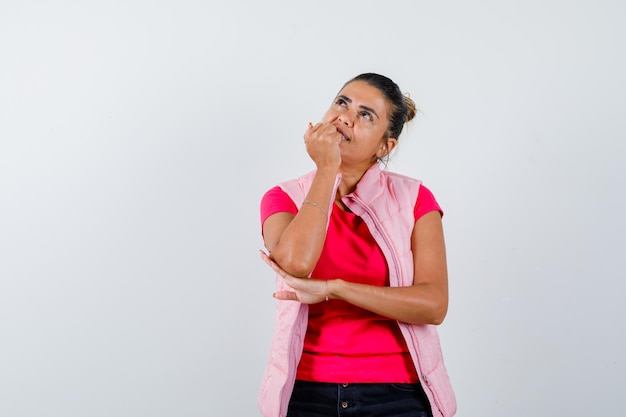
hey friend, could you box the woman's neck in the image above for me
[336,163,375,198]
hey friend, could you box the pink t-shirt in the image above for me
[260,184,442,383]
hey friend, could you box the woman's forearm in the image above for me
[328,279,449,325]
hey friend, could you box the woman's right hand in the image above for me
[304,122,342,171]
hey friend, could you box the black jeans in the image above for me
[287,380,433,417]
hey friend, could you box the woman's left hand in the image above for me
[260,251,329,304]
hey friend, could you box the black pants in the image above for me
[287,380,433,417]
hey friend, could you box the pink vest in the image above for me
[258,164,456,417]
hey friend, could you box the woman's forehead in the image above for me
[338,81,389,113]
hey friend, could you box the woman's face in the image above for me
[322,80,395,168]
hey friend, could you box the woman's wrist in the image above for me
[314,165,339,179]
[327,279,344,301]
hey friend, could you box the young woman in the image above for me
[259,73,456,417]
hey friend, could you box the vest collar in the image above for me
[343,163,384,205]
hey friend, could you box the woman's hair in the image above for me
[346,73,417,140]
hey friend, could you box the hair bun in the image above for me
[403,94,417,123]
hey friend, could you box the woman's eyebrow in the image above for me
[337,95,379,119]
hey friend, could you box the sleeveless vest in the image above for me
[258,164,456,417]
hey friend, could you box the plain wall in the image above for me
[1,1,625,416]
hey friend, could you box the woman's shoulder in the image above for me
[415,184,443,219]
[260,186,297,224]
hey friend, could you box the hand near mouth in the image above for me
[304,122,343,171]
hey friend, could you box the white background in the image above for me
[1,1,625,416]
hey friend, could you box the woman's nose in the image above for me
[338,112,354,127]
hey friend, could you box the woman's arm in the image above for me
[262,168,336,277]
[262,123,342,277]
[264,210,449,325]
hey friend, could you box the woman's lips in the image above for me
[336,126,350,142]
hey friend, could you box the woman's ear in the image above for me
[377,137,398,158]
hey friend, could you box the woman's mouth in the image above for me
[336,127,350,142]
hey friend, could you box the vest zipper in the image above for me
[345,194,402,283]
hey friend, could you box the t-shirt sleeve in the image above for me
[414,184,444,221]
[260,186,298,226]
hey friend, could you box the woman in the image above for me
[259,73,456,417]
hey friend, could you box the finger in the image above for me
[269,261,284,275]
[261,253,284,275]
[273,291,298,301]
[304,122,322,141]
[322,126,342,144]
[310,122,324,131]
[260,250,273,266]
[310,123,330,139]
[320,123,338,134]
[260,250,280,268]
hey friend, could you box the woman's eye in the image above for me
[336,98,347,107]
[361,111,372,121]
